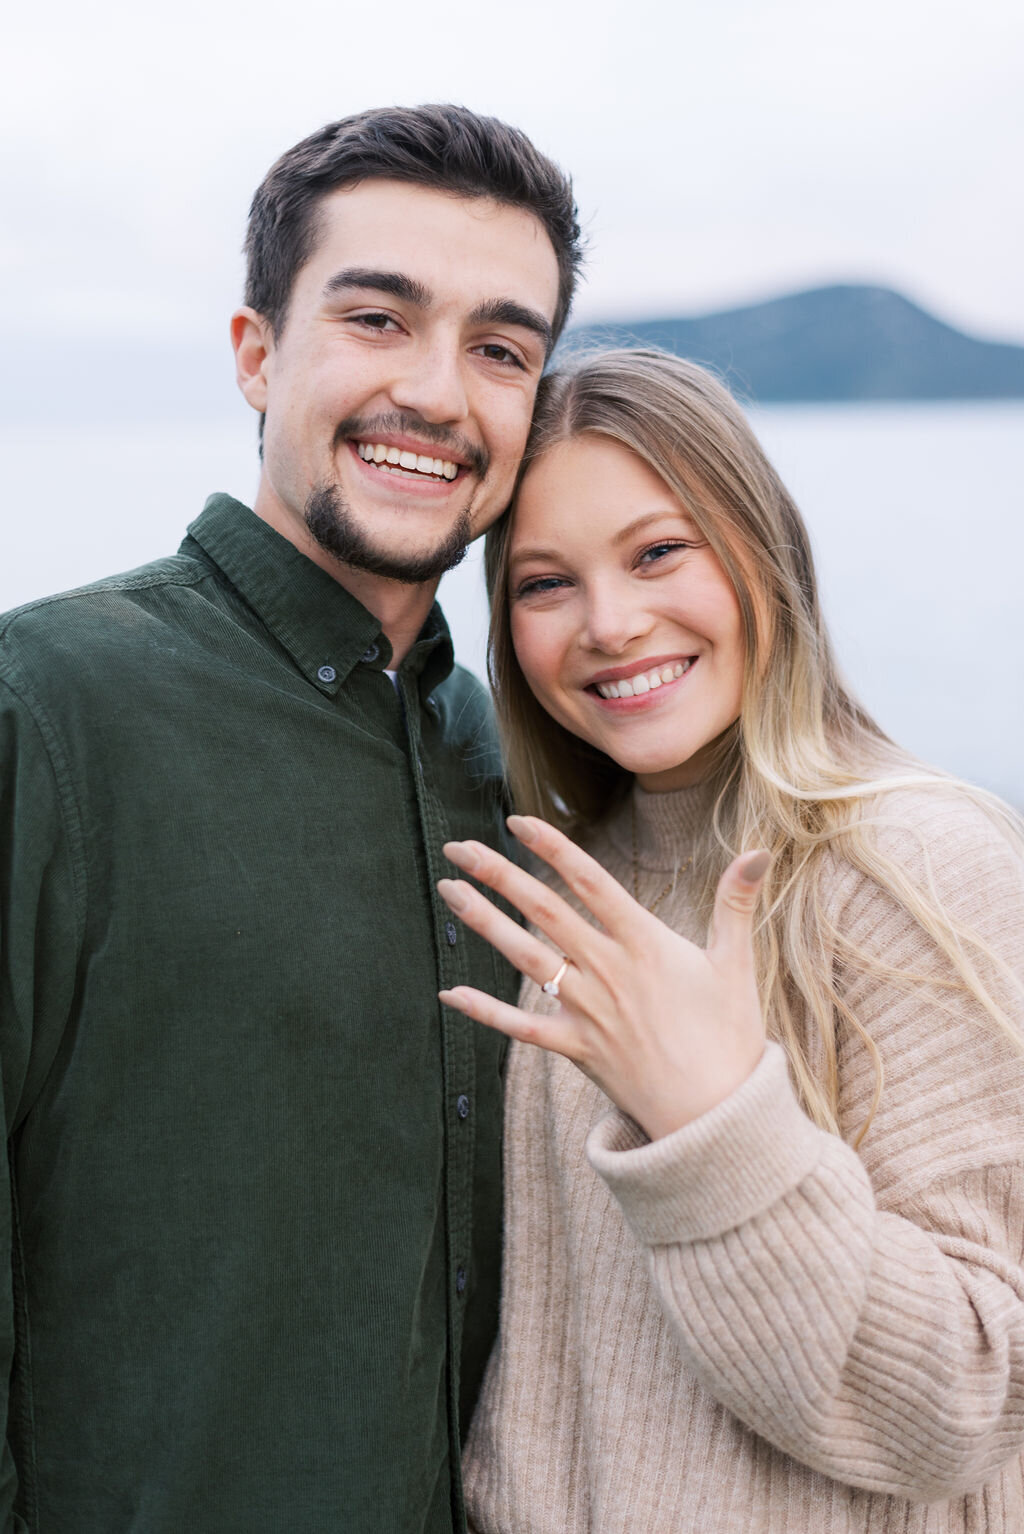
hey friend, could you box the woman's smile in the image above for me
[586,654,697,706]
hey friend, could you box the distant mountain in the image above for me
[565,285,1024,402]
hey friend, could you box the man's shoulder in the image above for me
[1,549,210,639]
[0,549,214,687]
[1,546,210,653]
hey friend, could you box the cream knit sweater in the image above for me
[463,780,1024,1532]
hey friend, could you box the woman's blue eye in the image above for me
[639,541,687,565]
[515,576,567,598]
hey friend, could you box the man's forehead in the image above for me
[304,178,560,313]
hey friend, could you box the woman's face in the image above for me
[508,434,746,792]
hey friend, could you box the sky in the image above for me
[2,2,1022,800]
[4,0,1023,410]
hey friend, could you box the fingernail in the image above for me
[739,850,770,884]
[438,878,469,912]
[507,815,536,843]
[444,840,480,872]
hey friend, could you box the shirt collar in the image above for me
[183,494,455,696]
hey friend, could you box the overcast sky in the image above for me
[3,4,1021,799]
[5,0,1023,371]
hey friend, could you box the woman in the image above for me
[436,351,1024,1531]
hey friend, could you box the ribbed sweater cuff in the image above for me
[586,1042,824,1245]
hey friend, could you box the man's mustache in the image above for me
[333,413,489,479]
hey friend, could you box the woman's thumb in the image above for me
[708,850,770,961]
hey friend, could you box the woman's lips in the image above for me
[586,657,698,710]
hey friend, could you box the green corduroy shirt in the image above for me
[0,494,514,1534]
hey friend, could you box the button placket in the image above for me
[399,675,475,1375]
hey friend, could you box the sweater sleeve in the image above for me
[586,789,1024,1503]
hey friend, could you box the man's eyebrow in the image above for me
[469,298,554,358]
[322,267,432,307]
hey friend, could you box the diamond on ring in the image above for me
[541,958,570,998]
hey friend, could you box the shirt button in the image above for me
[360,643,380,664]
[455,1267,467,1295]
[444,920,458,946]
[317,664,337,684]
[456,1093,470,1120]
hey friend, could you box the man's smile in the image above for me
[353,438,461,482]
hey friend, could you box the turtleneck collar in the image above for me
[604,777,720,875]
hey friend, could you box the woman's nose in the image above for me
[580,586,654,655]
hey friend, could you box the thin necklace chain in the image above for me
[631,797,693,916]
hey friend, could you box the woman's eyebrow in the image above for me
[610,509,691,545]
[510,511,691,569]
[509,543,561,569]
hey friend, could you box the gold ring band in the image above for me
[541,958,570,998]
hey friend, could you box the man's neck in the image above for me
[322,561,440,669]
[251,498,440,668]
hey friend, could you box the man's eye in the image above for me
[478,343,525,369]
[352,312,399,332]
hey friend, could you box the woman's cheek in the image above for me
[513,610,569,713]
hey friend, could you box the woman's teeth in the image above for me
[355,441,459,481]
[595,660,694,699]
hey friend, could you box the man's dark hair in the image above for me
[244,103,583,347]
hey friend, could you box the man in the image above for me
[0,105,581,1532]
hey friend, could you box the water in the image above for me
[3,404,1022,806]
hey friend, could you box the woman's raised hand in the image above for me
[438,815,770,1141]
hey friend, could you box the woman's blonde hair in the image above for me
[485,349,1023,1141]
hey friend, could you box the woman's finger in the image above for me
[707,850,770,968]
[442,837,606,965]
[437,877,588,999]
[505,815,652,940]
[439,985,581,1057]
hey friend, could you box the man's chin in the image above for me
[305,483,473,586]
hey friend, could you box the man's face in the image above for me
[237,179,561,584]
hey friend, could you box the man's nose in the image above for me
[388,332,470,425]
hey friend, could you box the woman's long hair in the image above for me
[485,349,1023,1141]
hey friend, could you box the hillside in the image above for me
[565,285,1024,402]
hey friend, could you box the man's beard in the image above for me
[304,481,473,585]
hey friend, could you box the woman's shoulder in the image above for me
[823,774,1024,935]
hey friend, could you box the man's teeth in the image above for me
[595,660,694,699]
[355,441,459,481]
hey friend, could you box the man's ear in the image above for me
[231,307,273,414]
